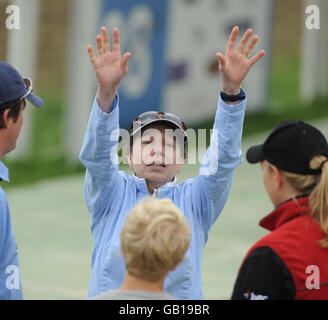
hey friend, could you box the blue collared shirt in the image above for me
[0,161,22,300]
[80,92,246,299]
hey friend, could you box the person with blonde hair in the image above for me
[232,120,328,300]
[92,198,191,300]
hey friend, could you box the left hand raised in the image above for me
[216,26,265,95]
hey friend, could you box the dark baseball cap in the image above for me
[0,61,44,107]
[246,120,328,175]
[129,111,188,143]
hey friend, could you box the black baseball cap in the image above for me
[129,111,188,143]
[0,61,44,107]
[246,120,328,175]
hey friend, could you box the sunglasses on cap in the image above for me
[20,78,33,101]
[20,77,44,108]
[129,111,188,143]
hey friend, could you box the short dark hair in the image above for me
[0,98,22,129]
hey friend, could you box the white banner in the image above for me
[163,0,274,124]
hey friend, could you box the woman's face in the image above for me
[129,124,184,189]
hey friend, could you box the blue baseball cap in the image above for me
[0,61,44,108]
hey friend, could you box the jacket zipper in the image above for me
[152,187,160,199]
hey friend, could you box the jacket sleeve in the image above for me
[231,246,296,300]
[79,95,124,224]
[0,190,22,299]
[190,91,246,241]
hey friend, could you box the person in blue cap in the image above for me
[80,26,265,299]
[0,61,44,299]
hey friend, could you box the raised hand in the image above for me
[216,26,265,95]
[87,27,131,112]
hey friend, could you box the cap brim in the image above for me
[131,119,187,141]
[246,144,265,164]
[26,93,44,108]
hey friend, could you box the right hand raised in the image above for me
[87,26,131,112]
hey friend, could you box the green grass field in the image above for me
[6,117,328,300]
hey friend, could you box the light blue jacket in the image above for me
[0,161,23,300]
[80,92,246,299]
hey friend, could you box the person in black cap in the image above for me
[79,25,265,299]
[0,61,44,299]
[231,120,328,300]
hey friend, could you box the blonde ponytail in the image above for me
[280,155,328,248]
[309,156,328,248]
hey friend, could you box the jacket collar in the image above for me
[0,160,10,182]
[259,196,310,231]
[132,173,177,194]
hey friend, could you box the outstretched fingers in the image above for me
[121,52,131,66]
[249,50,266,66]
[227,26,239,51]
[237,29,253,53]
[243,34,258,57]
[112,27,121,55]
[101,26,111,53]
[216,52,226,70]
[120,52,131,74]
[96,35,103,57]
[87,45,97,65]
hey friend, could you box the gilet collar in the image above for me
[259,196,310,231]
